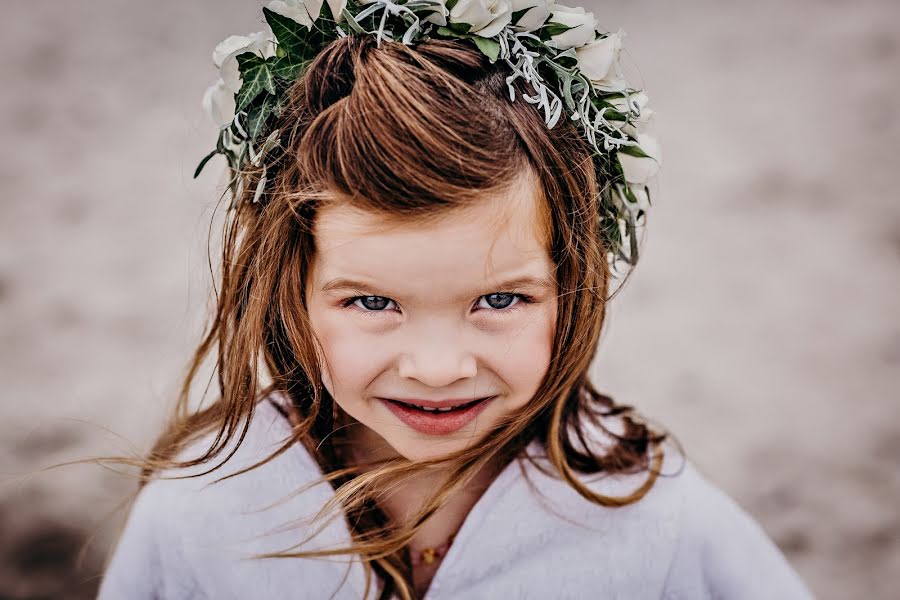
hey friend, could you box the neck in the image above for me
[338,417,501,552]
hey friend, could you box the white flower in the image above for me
[575,29,627,92]
[509,0,552,32]
[546,5,596,50]
[450,0,512,38]
[202,78,237,128]
[618,134,661,184]
[268,0,347,26]
[423,0,449,27]
[266,0,314,28]
[609,90,649,116]
[213,31,277,93]
[625,183,651,212]
[609,91,654,136]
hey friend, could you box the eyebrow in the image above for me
[321,275,555,298]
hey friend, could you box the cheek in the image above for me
[490,304,557,409]
[309,309,386,400]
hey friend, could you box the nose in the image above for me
[397,328,477,388]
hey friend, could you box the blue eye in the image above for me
[477,293,527,311]
[346,296,397,312]
[340,293,533,316]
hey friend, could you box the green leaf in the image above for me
[622,182,638,204]
[263,7,312,58]
[265,6,336,63]
[446,0,460,10]
[247,95,277,140]
[602,108,629,122]
[236,53,276,111]
[642,185,652,207]
[541,22,575,38]
[618,144,652,159]
[272,53,309,80]
[472,36,500,62]
[436,26,466,39]
[447,21,472,35]
[554,53,578,69]
[193,148,219,179]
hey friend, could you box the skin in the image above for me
[304,170,558,593]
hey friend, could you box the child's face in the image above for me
[305,175,558,462]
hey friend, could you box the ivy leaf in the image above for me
[263,7,312,58]
[236,53,276,111]
[247,94,277,140]
[272,53,309,81]
[264,7,335,62]
[446,0,460,10]
[472,36,500,62]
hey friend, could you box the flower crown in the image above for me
[195,0,661,271]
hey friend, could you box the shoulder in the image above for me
[660,459,816,599]
[99,395,342,599]
[138,394,327,517]
[513,417,815,599]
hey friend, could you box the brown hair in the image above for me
[108,34,676,599]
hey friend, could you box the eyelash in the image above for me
[339,292,535,317]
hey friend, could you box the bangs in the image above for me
[296,37,530,214]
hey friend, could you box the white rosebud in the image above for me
[609,91,649,116]
[609,91,654,136]
[509,0,551,32]
[546,5,596,50]
[450,0,512,39]
[575,29,627,92]
[202,78,237,128]
[213,31,277,93]
[625,183,651,212]
[269,0,347,24]
[266,0,314,28]
[619,134,662,184]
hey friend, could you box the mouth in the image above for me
[378,396,496,436]
[386,398,488,412]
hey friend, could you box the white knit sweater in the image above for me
[98,396,816,599]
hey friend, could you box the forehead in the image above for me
[310,178,554,300]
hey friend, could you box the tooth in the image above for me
[437,406,453,412]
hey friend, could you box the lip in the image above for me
[388,397,488,409]
[379,396,496,436]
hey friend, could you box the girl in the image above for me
[97,1,815,598]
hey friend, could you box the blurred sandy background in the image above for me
[1,0,898,598]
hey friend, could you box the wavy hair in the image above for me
[102,35,676,600]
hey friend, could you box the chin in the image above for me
[386,432,485,462]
